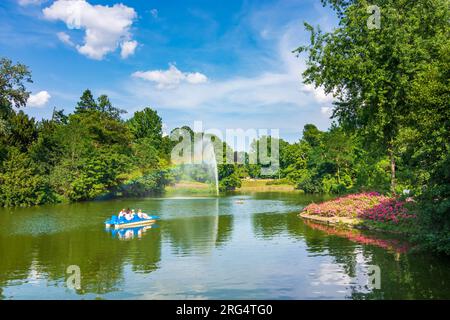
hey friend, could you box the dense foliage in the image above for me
[0,58,172,206]
[296,0,450,253]
[229,124,392,194]
[0,0,448,254]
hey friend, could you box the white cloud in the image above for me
[302,84,334,103]
[97,6,336,139]
[18,0,46,6]
[27,91,51,107]
[185,72,208,84]
[57,31,74,46]
[120,40,137,59]
[132,64,208,89]
[43,0,137,60]
[150,8,158,19]
[126,24,331,111]
[126,71,302,114]
[320,106,333,117]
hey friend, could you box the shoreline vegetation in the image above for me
[237,179,296,192]
[299,192,420,250]
[165,179,297,194]
[1,1,449,255]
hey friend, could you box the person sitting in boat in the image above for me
[137,209,150,219]
[118,209,126,218]
[124,208,134,221]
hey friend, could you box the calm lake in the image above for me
[0,192,449,299]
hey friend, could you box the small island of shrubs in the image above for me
[300,192,418,235]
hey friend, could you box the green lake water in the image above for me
[0,192,449,299]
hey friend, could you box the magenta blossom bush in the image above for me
[303,192,387,218]
[302,192,416,224]
[359,198,417,223]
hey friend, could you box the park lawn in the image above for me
[238,179,296,191]
[165,181,216,194]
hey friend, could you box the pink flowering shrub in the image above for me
[359,198,417,223]
[303,192,387,218]
[302,192,416,224]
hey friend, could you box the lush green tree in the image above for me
[219,172,241,191]
[29,119,64,174]
[51,108,68,124]
[118,169,168,197]
[321,126,355,187]
[6,111,38,153]
[47,106,134,201]
[0,149,53,206]
[302,124,322,148]
[131,138,160,171]
[0,57,32,112]
[0,58,32,142]
[65,151,129,201]
[296,0,450,252]
[295,0,449,192]
[280,140,310,180]
[217,141,242,191]
[248,135,280,178]
[71,110,132,150]
[128,108,162,144]
[75,89,97,114]
[0,58,171,207]
[97,94,125,120]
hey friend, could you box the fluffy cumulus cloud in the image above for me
[132,64,208,89]
[120,40,138,59]
[43,0,137,60]
[27,91,51,107]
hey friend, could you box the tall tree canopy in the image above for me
[75,89,97,114]
[0,57,32,112]
[127,107,163,145]
[295,0,450,191]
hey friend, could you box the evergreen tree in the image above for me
[75,89,97,114]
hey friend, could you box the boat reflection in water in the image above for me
[106,223,159,240]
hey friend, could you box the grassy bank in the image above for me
[165,181,217,195]
[166,179,298,194]
[237,179,296,192]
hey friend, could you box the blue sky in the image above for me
[0,0,338,142]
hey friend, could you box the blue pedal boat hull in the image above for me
[105,215,160,229]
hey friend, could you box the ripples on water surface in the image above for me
[0,192,449,299]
